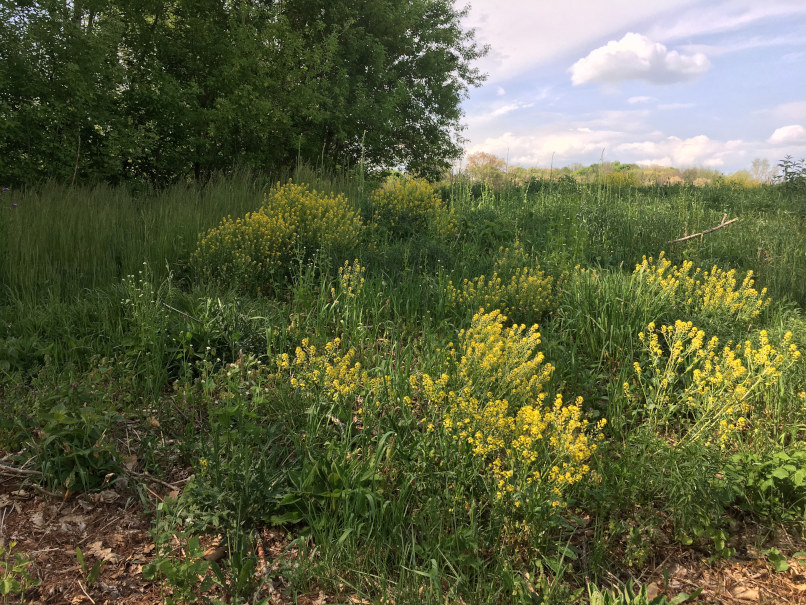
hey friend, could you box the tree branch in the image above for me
[667,214,739,244]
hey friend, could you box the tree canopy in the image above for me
[0,0,487,185]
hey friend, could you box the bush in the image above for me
[413,309,605,526]
[728,448,806,522]
[447,243,554,325]
[625,322,801,448]
[633,252,771,328]
[193,182,363,292]
[33,402,122,492]
[369,177,456,240]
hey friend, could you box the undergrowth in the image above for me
[1,171,804,603]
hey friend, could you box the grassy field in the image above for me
[1,170,805,603]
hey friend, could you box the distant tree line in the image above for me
[0,0,486,186]
[461,152,793,189]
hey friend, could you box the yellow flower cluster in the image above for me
[634,252,771,323]
[328,259,368,329]
[193,182,363,290]
[629,320,801,448]
[447,245,553,323]
[370,177,457,239]
[331,259,366,300]
[277,337,393,410]
[415,309,604,510]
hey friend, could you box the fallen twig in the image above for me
[161,301,204,325]
[667,213,738,244]
[0,463,43,477]
[124,468,182,492]
[78,579,96,604]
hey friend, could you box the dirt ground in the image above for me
[1,470,806,604]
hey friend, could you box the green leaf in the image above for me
[767,549,789,572]
[1,576,19,596]
[88,559,104,585]
[668,586,703,604]
[269,511,303,524]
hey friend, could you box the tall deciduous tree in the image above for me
[0,0,486,185]
[466,151,506,186]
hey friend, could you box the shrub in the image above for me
[447,243,554,325]
[728,448,806,522]
[369,177,456,239]
[625,321,801,449]
[275,336,394,413]
[633,252,771,326]
[33,402,122,492]
[413,309,605,521]
[193,182,363,292]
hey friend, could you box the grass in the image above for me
[1,169,805,603]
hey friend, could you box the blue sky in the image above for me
[459,0,806,172]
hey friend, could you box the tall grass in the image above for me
[2,168,805,604]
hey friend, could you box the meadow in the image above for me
[1,169,805,603]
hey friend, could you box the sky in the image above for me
[458,0,806,173]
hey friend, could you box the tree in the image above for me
[465,151,506,187]
[0,0,487,186]
[280,0,487,179]
[750,158,775,184]
[0,1,131,184]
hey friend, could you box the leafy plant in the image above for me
[764,547,791,572]
[587,580,702,605]
[0,542,40,604]
[75,547,104,586]
[369,177,457,240]
[143,531,212,605]
[728,449,806,522]
[414,309,606,536]
[193,182,362,293]
[777,155,806,191]
[446,243,554,325]
[32,402,121,492]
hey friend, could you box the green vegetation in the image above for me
[0,1,485,185]
[1,168,804,603]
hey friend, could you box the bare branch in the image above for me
[667,214,739,244]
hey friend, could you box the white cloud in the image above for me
[490,102,534,117]
[461,0,695,83]
[648,0,806,42]
[465,109,750,169]
[767,124,806,144]
[628,96,656,104]
[762,102,806,123]
[678,34,806,57]
[617,135,744,167]
[496,86,506,96]
[466,127,629,167]
[782,50,806,63]
[570,33,710,85]
[468,101,537,123]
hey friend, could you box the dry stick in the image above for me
[71,133,81,187]
[0,463,43,477]
[78,580,96,605]
[667,213,739,244]
[0,463,65,499]
[1,462,180,496]
[124,468,182,492]
[161,302,204,325]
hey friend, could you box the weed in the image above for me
[0,542,40,604]
[75,546,105,586]
[31,402,121,493]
